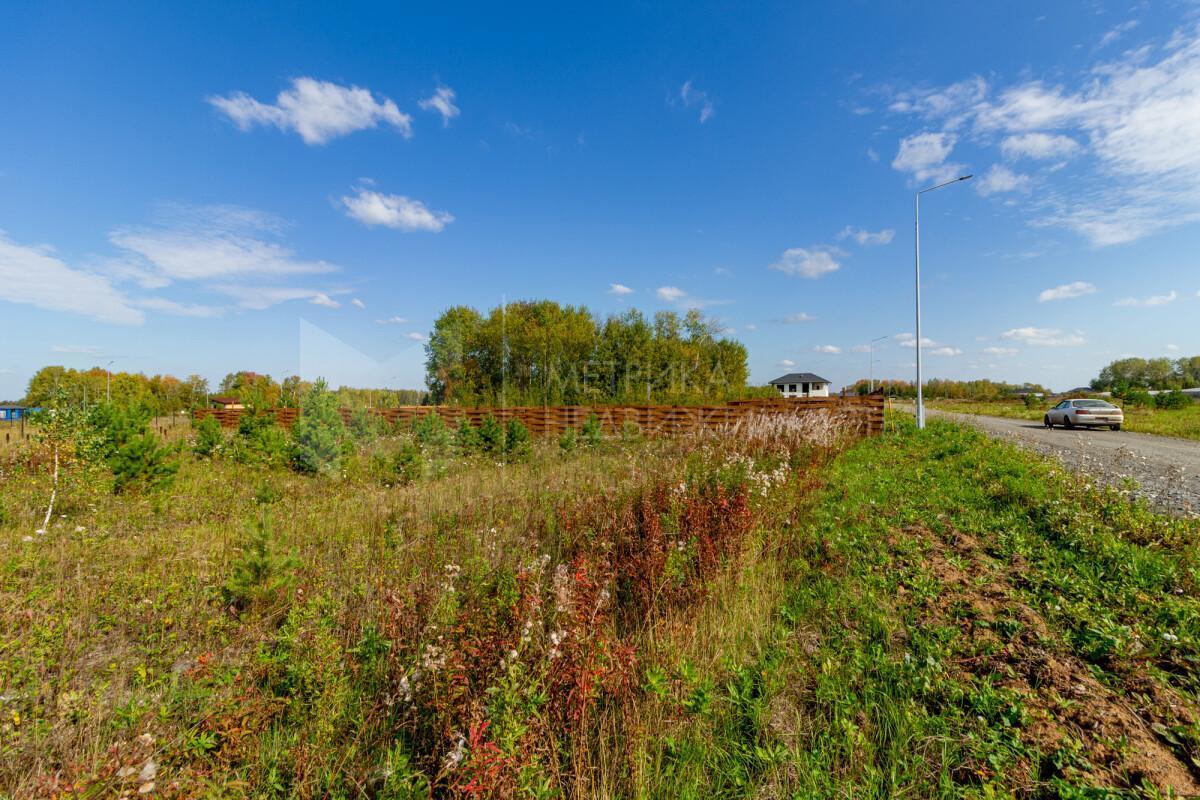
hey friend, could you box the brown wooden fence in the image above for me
[194,396,884,438]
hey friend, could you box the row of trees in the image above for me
[846,378,1050,400]
[425,302,754,406]
[21,367,427,415]
[24,367,209,413]
[1090,356,1200,392]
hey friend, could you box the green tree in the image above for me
[290,379,346,475]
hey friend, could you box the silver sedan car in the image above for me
[1044,398,1124,431]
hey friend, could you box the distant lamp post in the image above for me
[106,360,115,404]
[868,335,889,393]
[914,173,972,429]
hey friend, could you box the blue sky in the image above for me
[1,1,1197,399]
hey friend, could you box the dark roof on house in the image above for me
[769,373,831,385]
[209,395,241,404]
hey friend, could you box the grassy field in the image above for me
[927,398,1200,440]
[2,414,1199,797]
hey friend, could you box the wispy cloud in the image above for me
[769,246,843,278]
[891,132,965,183]
[813,344,841,354]
[0,233,143,324]
[210,284,347,310]
[340,184,453,232]
[607,283,634,296]
[351,298,365,309]
[309,292,340,309]
[778,359,796,368]
[837,226,895,246]
[888,27,1200,245]
[52,344,102,355]
[656,286,685,302]
[406,331,428,342]
[1098,19,1139,50]
[896,332,961,355]
[208,77,412,145]
[418,85,460,126]
[135,297,225,318]
[775,313,816,324]
[975,164,1030,196]
[678,80,715,123]
[982,346,1018,356]
[110,204,336,281]
[655,285,729,309]
[1000,327,1085,346]
[1038,281,1096,302]
[1113,290,1177,307]
[376,316,407,325]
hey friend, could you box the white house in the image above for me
[769,372,832,398]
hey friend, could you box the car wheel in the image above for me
[1064,416,1075,429]
[1110,424,1121,431]
[1044,415,1053,428]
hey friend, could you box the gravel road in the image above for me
[910,406,1199,517]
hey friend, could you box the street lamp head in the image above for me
[958,174,973,181]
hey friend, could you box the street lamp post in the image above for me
[106,360,115,404]
[868,335,888,393]
[914,174,972,429]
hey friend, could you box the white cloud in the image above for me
[887,77,988,128]
[208,77,412,145]
[850,344,872,353]
[975,164,1030,196]
[780,313,815,324]
[1000,132,1079,160]
[891,132,965,183]
[110,205,336,282]
[52,344,101,355]
[309,292,341,309]
[744,323,757,331]
[656,286,686,302]
[1000,327,1086,346]
[983,346,1019,356]
[210,284,345,310]
[376,316,407,325]
[0,233,143,324]
[608,283,634,295]
[778,359,796,368]
[1166,343,1180,352]
[135,297,224,318]
[894,333,962,356]
[1038,281,1097,302]
[897,27,1200,245]
[813,344,842,354]
[1113,290,1177,307]
[418,85,460,127]
[866,147,880,162]
[351,298,365,309]
[679,80,715,123]
[340,185,453,232]
[769,247,843,278]
[406,331,427,342]
[1098,19,1139,50]
[837,226,895,246]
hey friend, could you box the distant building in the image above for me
[209,395,245,410]
[769,372,831,398]
[0,404,40,421]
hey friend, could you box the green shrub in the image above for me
[1022,393,1040,410]
[477,414,505,455]
[348,408,383,441]
[454,421,480,454]
[291,379,346,475]
[504,418,531,459]
[620,420,643,443]
[1155,390,1192,410]
[1122,389,1153,407]
[89,403,152,460]
[392,440,424,484]
[222,514,298,612]
[254,479,282,505]
[111,433,179,494]
[580,413,603,447]
[193,414,224,457]
[558,428,577,453]
[414,413,451,451]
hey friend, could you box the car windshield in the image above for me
[1074,400,1116,409]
